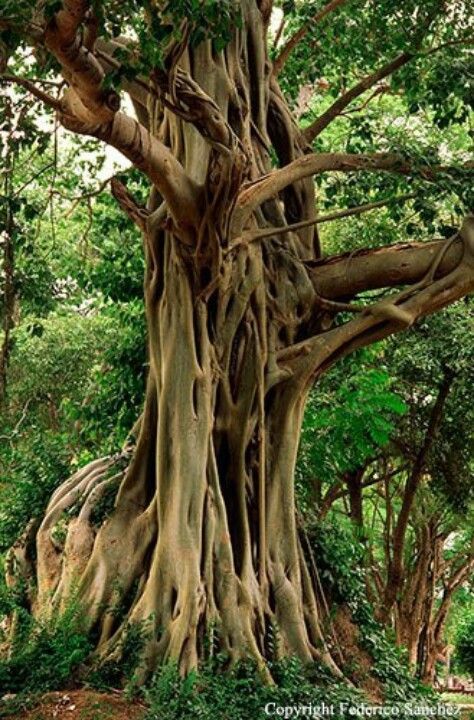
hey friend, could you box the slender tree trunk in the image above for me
[396,524,435,669]
[345,468,365,530]
[380,373,454,622]
[0,97,16,405]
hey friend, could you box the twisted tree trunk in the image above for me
[4,0,474,681]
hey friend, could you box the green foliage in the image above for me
[0,432,71,551]
[389,302,474,512]
[144,656,367,720]
[298,348,406,492]
[75,301,146,451]
[0,594,92,694]
[306,517,431,702]
[454,606,474,677]
[86,621,149,692]
[87,0,241,89]
[0,308,143,549]
[0,143,147,549]
[278,0,472,136]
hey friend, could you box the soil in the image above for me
[332,605,383,702]
[0,690,146,720]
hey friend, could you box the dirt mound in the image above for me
[0,690,146,720]
[332,605,383,702]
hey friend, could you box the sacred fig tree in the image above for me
[1,0,473,680]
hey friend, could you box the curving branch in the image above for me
[44,0,120,124]
[64,111,201,234]
[110,178,150,232]
[272,0,349,77]
[279,216,474,383]
[232,151,467,228]
[303,37,474,142]
[1,4,201,231]
[303,52,413,142]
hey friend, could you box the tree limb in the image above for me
[1,26,201,230]
[0,74,61,111]
[233,152,465,226]
[303,52,413,142]
[44,0,120,124]
[308,236,464,300]
[303,36,474,142]
[272,0,349,77]
[279,216,474,383]
[67,112,200,234]
[227,192,416,253]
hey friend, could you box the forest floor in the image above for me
[3,689,474,720]
[0,690,146,720]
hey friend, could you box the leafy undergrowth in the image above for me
[440,693,474,705]
[0,519,434,719]
[0,511,448,719]
[0,589,92,695]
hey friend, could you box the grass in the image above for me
[440,693,474,705]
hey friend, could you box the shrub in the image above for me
[454,608,474,676]
[0,594,92,694]
[305,517,431,702]
[143,656,367,720]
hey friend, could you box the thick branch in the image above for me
[73,112,200,232]
[233,152,458,226]
[279,217,474,384]
[309,237,464,300]
[273,0,349,76]
[3,24,200,228]
[44,1,120,124]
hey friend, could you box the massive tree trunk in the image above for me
[4,0,474,681]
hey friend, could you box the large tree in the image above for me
[1,0,473,680]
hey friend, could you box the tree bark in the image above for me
[0,97,16,405]
[4,0,474,681]
[380,372,454,623]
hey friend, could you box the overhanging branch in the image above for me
[232,152,464,227]
[279,216,474,383]
[2,5,201,231]
[308,237,464,299]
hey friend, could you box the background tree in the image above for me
[0,0,473,680]
[301,302,474,682]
